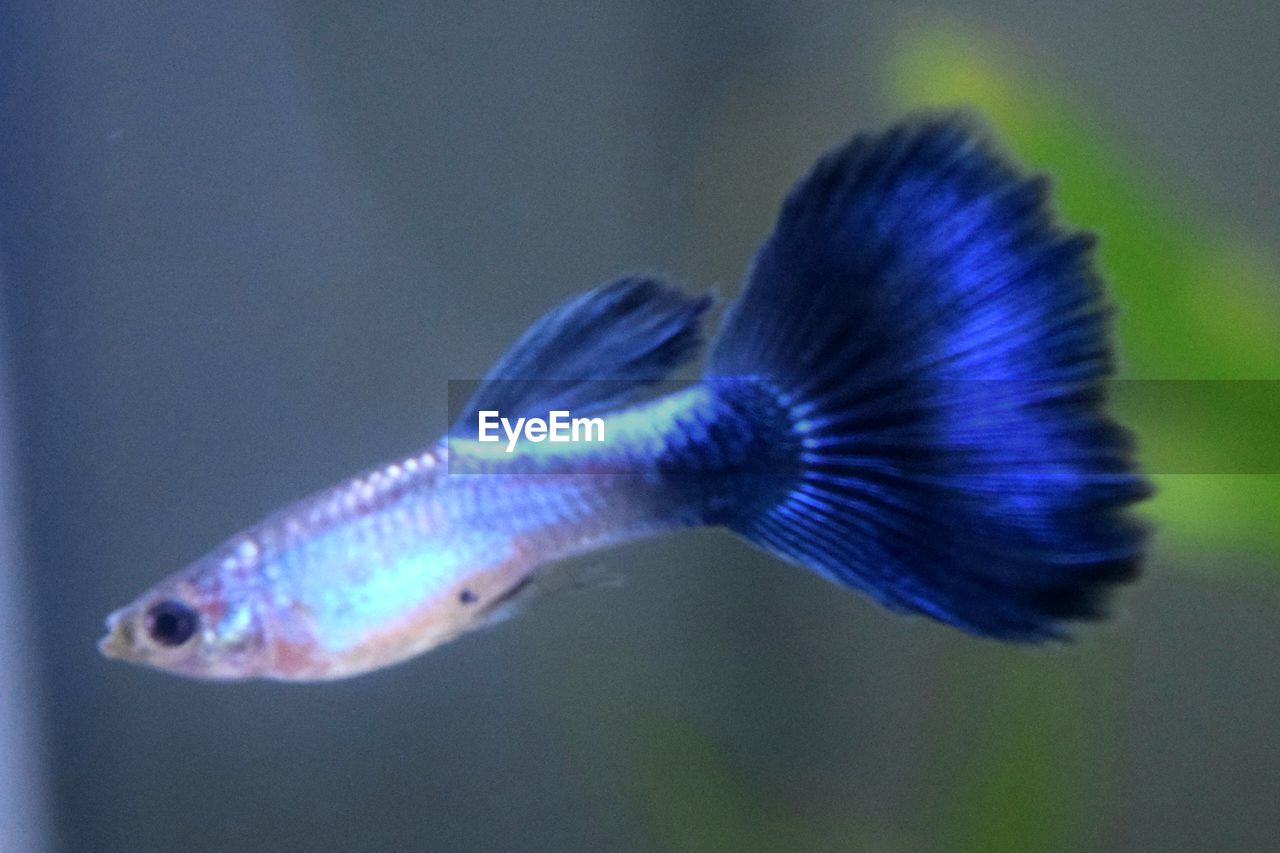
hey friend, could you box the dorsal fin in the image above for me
[451,276,713,435]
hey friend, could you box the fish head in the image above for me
[98,539,271,680]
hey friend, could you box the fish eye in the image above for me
[144,600,199,647]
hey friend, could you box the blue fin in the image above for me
[707,113,1150,641]
[453,276,712,435]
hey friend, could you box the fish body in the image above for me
[105,382,784,679]
[100,114,1150,681]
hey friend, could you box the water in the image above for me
[2,3,1278,851]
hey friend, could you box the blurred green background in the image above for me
[1,3,1276,852]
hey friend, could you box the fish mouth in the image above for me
[97,610,134,660]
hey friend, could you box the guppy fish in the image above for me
[99,114,1149,681]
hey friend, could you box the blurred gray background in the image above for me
[1,2,1277,852]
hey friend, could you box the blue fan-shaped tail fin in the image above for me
[705,113,1150,641]
[452,276,713,436]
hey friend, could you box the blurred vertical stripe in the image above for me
[0,261,53,853]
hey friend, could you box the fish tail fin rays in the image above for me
[704,113,1151,641]
[452,277,713,436]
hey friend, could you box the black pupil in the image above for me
[146,600,198,646]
